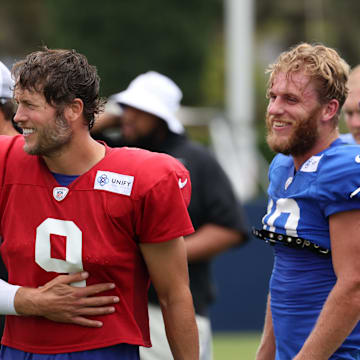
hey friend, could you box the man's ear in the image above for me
[64,98,83,124]
[322,99,339,122]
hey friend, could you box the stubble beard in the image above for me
[24,114,72,156]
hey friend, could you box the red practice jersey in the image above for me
[0,135,194,353]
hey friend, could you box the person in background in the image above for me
[0,61,18,136]
[341,65,360,144]
[0,48,199,360]
[0,61,20,338]
[92,71,248,360]
[254,42,360,359]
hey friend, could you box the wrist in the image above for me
[0,279,21,315]
[14,287,41,316]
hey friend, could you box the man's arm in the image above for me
[185,223,245,262]
[256,293,276,360]
[140,237,199,360]
[294,209,360,359]
[14,271,119,327]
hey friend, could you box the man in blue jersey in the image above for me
[254,43,360,359]
[341,65,360,144]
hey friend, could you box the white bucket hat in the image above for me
[0,61,14,100]
[111,71,185,134]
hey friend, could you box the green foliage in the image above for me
[2,1,360,164]
[42,0,223,104]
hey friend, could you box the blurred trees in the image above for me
[1,0,360,162]
[43,0,223,105]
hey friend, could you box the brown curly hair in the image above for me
[12,47,105,129]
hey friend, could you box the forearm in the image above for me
[185,224,243,262]
[160,289,199,360]
[295,281,360,359]
[256,294,276,360]
[14,286,47,316]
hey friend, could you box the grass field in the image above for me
[213,332,261,360]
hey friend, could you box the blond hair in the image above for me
[267,43,350,112]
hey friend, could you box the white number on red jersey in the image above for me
[35,218,85,287]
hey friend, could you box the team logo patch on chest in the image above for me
[300,155,323,172]
[53,187,69,201]
[94,170,134,196]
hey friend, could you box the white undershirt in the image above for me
[0,279,20,315]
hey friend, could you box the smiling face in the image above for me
[266,70,324,157]
[343,78,360,144]
[13,88,72,156]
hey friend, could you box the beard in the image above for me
[266,107,321,157]
[121,121,168,152]
[24,113,72,156]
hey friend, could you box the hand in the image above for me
[14,272,119,327]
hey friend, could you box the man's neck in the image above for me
[292,130,339,170]
[43,133,106,175]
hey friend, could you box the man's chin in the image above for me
[267,136,291,155]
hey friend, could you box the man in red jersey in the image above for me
[0,48,199,360]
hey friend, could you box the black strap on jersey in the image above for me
[252,227,331,257]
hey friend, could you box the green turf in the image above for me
[213,332,261,360]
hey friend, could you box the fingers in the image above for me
[70,316,104,328]
[44,272,90,286]
[42,272,117,298]
[77,295,120,307]
[75,304,117,317]
[74,282,116,298]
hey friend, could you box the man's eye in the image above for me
[268,94,276,101]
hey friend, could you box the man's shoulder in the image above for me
[109,146,183,168]
[0,135,28,162]
[319,143,360,175]
[107,146,189,185]
[315,144,360,201]
[169,137,222,173]
[339,132,356,145]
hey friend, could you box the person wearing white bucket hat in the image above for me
[112,71,185,135]
[0,61,18,136]
[0,61,21,339]
[92,71,248,360]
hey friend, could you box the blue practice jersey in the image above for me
[262,139,360,359]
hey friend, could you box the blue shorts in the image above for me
[0,344,139,360]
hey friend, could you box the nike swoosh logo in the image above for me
[178,178,188,189]
[355,155,360,163]
[350,186,360,198]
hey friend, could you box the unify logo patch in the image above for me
[94,171,134,196]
